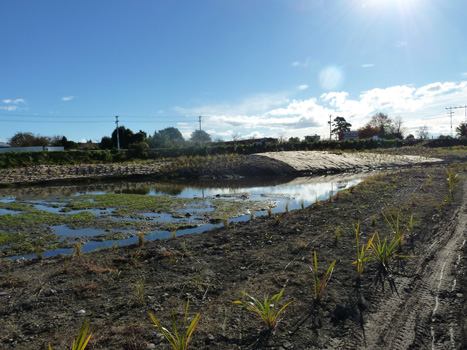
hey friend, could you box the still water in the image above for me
[2,173,368,259]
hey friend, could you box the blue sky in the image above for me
[1,0,466,143]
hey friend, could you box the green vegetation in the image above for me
[353,221,375,278]
[310,251,337,302]
[233,288,294,331]
[49,316,92,350]
[149,299,201,350]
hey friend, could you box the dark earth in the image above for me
[1,154,466,349]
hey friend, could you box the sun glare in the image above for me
[362,0,419,14]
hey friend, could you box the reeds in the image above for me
[310,250,336,302]
[149,299,201,350]
[233,288,294,331]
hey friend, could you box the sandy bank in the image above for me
[258,150,442,172]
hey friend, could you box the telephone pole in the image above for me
[446,105,467,123]
[115,116,120,150]
[198,116,202,146]
[328,115,332,140]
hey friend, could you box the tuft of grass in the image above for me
[267,207,273,217]
[137,231,145,247]
[370,232,411,273]
[250,211,255,220]
[334,226,342,243]
[149,299,201,350]
[169,226,178,239]
[49,315,92,350]
[310,250,336,303]
[352,221,375,279]
[446,168,459,204]
[233,288,294,331]
[73,241,82,257]
[285,202,289,213]
[134,278,145,305]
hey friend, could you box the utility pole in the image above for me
[328,115,332,140]
[198,116,202,146]
[446,105,467,124]
[115,115,120,150]
[447,110,454,136]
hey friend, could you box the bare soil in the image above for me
[1,155,466,350]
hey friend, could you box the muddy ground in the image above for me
[0,154,466,349]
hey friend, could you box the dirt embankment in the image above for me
[0,151,442,186]
[1,165,466,349]
[259,150,442,173]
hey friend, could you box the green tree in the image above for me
[100,136,113,150]
[111,126,135,149]
[148,127,185,148]
[190,130,211,144]
[331,116,352,137]
[358,125,380,139]
[456,122,467,138]
[9,132,50,147]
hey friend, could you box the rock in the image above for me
[146,343,156,349]
[76,309,86,315]
[0,291,8,296]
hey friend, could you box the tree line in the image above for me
[6,112,467,150]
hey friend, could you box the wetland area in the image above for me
[1,150,466,350]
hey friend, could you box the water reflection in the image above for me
[2,172,374,260]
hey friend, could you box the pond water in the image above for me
[1,172,370,260]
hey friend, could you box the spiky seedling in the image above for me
[352,221,375,278]
[233,288,294,331]
[310,250,336,302]
[49,316,92,350]
[149,299,201,350]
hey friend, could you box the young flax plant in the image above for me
[149,299,201,350]
[352,221,375,279]
[310,251,337,303]
[233,288,294,331]
[49,316,92,350]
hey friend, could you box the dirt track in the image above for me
[336,181,467,350]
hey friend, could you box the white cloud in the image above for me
[291,58,311,68]
[2,98,25,104]
[394,40,408,48]
[173,80,467,140]
[0,98,26,111]
[462,72,467,77]
[298,84,309,90]
[361,64,374,68]
[62,96,76,101]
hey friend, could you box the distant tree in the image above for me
[456,122,467,138]
[331,116,352,137]
[417,125,430,139]
[392,116,406,139]
[190,130,212,144]
[288,137,300,144]
[405,134,415,140]
[100,136,113,150]
[111,126,135,149]
[9,132,50,147]
[231,132,241,141]
[51,135,76,150]
[358,125,380,139]
[367,113,394,138]
[133,130,147,144]
[149,127,185,148]
[129,141,149,157]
